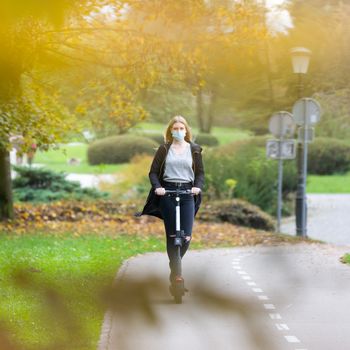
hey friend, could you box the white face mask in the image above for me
[171,130,186,141]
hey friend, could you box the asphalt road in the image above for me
[98,243,350,350]
[281,194,350,245]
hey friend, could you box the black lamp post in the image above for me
[290,47,311,237]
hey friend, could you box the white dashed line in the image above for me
[246,281,256,286]
[269,313,282,320]
[276,323,289,331]
[284,335,300,343]
[236,258,306,350]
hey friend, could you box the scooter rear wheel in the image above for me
[175,294,182,304]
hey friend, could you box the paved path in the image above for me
[65,173,118,188]
[281,194,350,246]
[98,244,350,350]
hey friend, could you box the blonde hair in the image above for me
[164,115,193,143]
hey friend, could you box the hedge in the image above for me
[307,137,350,175]
[87,135,158,165]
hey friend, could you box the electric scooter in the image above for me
[164,188,193,304]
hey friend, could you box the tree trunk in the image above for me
[203,89,217,134]
[264,39,275,110]
[196,87,205,132]
[0,147,14,221]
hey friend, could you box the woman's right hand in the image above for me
[154,187,166,196]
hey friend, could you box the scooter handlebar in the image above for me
[164,189,193,195]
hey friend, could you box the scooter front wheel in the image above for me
[174,278,184,304]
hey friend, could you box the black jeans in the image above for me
[159,182,195,280]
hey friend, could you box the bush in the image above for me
[144,133,165,145]
[87,135,158,165]
[140,132,219,147]
[313,90,350,140]
[13,166,108,202]
[99,154,152,200]
[193,133,219,147]
[307,137,350,175]
[217,135,269,155]
[133,132,165,144]
[198,199,275,231]
[203,137,297,215]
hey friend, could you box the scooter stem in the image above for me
[175,196,180,231]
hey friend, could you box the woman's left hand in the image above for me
[191,187,201,195]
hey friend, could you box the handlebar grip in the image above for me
[164,189,193,195]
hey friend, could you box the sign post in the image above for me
[267,112,296,233]
[292,98,321,237]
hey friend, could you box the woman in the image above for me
[139,115,204,289]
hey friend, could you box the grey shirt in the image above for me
[163,143,194,183]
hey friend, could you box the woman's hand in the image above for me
[191,187,201,195]
[154,187,166,196]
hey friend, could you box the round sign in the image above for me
[268,111,295,138]
[292,98,321,126]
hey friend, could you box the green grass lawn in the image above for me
[34,143,128,174]
[31,123,251,174]
[211,126,253,145]
[22,123,350,193]
[342,254,350,264]
[131,122,252,145]
[307,172,350,193]
[130,121,165,133]
[0,233,165,350]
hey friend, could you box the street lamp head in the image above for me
[290,47,312,74]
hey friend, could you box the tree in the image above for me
[179,1,269,133]
[0,1,121,220]
[269,0,350,138]
[217,0,350,134]
[124,0,270,133]
[75,71,148,137]
[0,0,198,219]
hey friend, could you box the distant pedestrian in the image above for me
[27,143,37,167]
